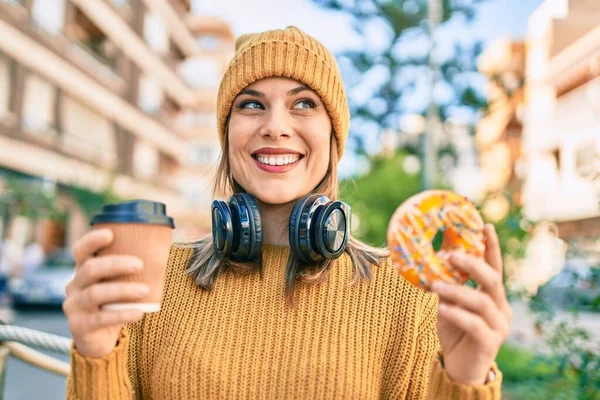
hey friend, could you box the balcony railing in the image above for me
[60,131,118,170]
[18,116,119,170]
[66,42,121,87]
[0,0,126,94]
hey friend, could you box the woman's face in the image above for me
[228,77,332,205]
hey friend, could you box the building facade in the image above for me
[521,0,600,259]
[477,40,526,207]
[0,0,233,260]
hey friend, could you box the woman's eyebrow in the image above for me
[288,85,312,96]
[239,88,264,97]
[238,86,313,98]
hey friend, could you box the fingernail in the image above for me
[439,303,448,312]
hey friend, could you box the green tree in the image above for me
[340,151,420,246]
[2,176,65,222]
[312,0,489,156]
[479,191,531,261]
[68,182,122,219]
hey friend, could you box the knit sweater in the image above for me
[66,244,502,399]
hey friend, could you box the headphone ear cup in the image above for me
[289,195,311,262]
[237,193,262,260]
[228,194,249,261]
[314,201,350,260]
[289,194,328,263]
[211,200,234,257]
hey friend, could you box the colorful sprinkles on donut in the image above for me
[386,190,485,291]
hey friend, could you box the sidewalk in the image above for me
[509,300,600,350]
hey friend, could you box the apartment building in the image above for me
[521,0,600,257]
[0,0,233,255]
[477,40,526,207]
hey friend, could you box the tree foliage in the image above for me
[340,151,420,246]
[312,0,489,155]
[1,176,65,222]
[340,151,527,253]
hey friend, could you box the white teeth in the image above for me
[255,154,300,166]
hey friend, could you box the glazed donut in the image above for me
[386,190,485,291]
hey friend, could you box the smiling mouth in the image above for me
[251,154,304,166]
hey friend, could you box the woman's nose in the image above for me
[259,107,293,140]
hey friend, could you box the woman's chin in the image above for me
[252,189,303,206]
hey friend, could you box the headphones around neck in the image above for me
[211,193,351,263]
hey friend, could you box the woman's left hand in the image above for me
[431,223,513,385]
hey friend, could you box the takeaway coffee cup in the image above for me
[90,200,175,313]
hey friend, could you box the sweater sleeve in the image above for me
[407,293,503,399]
[66,318,145,400]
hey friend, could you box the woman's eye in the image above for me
[294,99,316,109]
[239,101,263,110]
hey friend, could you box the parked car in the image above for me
[9,248,75,308]
[532,259,600,312]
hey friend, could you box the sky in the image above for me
[193,0,546,53]
[192,0,546,175]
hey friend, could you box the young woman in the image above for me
[64,26,510,399]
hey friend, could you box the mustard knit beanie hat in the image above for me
[216,26,350,158]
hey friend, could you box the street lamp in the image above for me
[393,1,443,191]
[423,0,443,191]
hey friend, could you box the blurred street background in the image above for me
[0,0,599,399]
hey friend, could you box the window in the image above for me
[575,139,599,181]
[138,75,163,114]
[180,175,212,207]
[0,57,9,116]
[108,0,129,7]
[133,141,159,180]
[23,74,55,133]
[31,0,66,35]
[187,142,219,166]
[67,8,118,70]
[143,12,168,54]
[62,96,117,167]
[178,111,216,129]
[197,35,220,51]
[551,148,561,171]
[178,58,221,89]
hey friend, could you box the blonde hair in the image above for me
[179,133,389,302]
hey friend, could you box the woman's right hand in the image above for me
[63,229,148,358]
